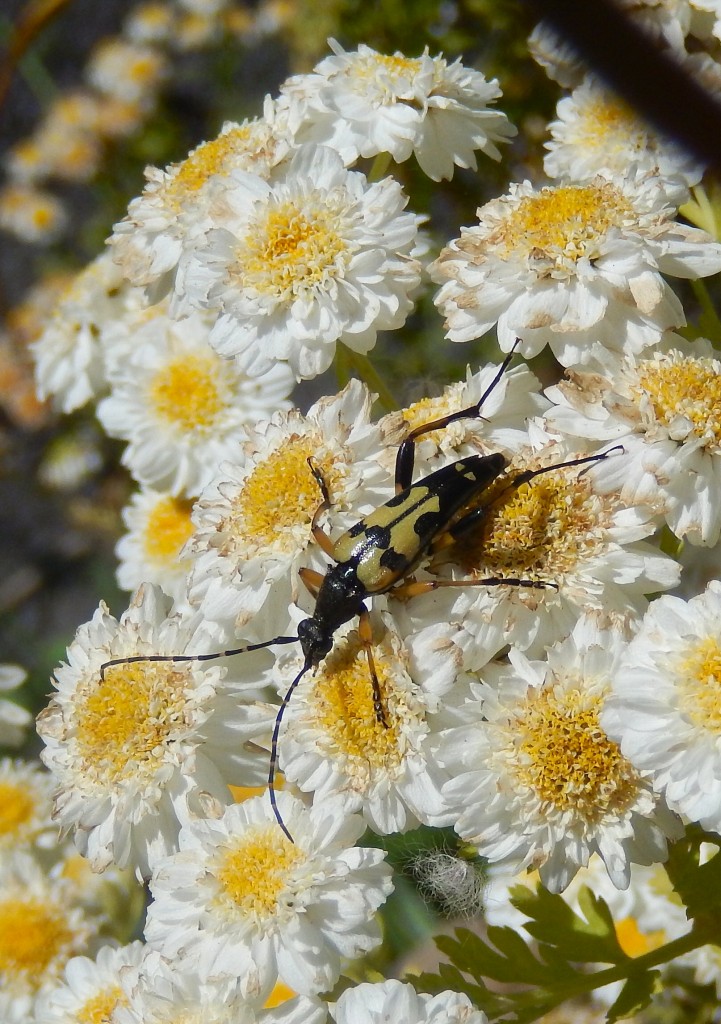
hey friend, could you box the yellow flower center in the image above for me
[226,434,341,555]
[168,125,254,198]
[312,632,402,768]
[236,198,349,301]
[513,685,640,821]
[0,897,76,985]
[615,916,667,958]
[676,635,721,733]
[635,355,721,448]
[0,782,36,839]
[214,825,304,919]
[496,183,633,265]
[452,460,605,581]
[75,662,191,783]
[150,355,224,433]
[77,986,126,1024]
[143,496,195,564]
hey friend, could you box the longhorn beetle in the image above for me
[100,347,622,841]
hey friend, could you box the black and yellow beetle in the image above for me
[101,348,621,840]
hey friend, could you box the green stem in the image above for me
[335,344,398,412]
[520,924,713,1013]
[690,278,721,346]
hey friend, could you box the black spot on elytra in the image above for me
[379,547,407,572]
[413,510,441,540]
[364,524,391,549]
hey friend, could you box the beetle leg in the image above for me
[358,605,388,728]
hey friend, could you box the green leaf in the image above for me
[666,828,721,928]
[512,883,628,964]
[606,969,661,1023]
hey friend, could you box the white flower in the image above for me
[0,664,32,746]
[32,251,144,413]
[109,114,292,291]
[403,424,679,657]
[602,580,721,833]
[436,617,683,893]
[330,979,488,1024]
[186,380,403,639]
[36,584,272,878]
[116,488,195,601]
[281,41,515,180]
[0,183,67,244]
[96,306,294,495]
[544,334,721,545]
[177,144,422,379]
[431,173,721,367]
[0,758,56,852]
[33,942,146,1024]
[274,615,458,833]
[86,39,167,105]
[144,794,393,999]
[544,76,704,193]
[0,854,101,997]
[112,948,327,1024]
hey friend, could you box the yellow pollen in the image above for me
[0,898,74,982]
[237,200,348,299]
[264,979,296,1008]
[452,465,601,579]
[32,205,54,229]
[150,355,223,432]
[580,97,640,151]
[77,986,126,1024]
[635,356,721,447]
[143,496,194,563]
[353,53,422,92]
[401,392,459,445]
[676,635,721,733]
[0,782,36,838]
[227,435,340,553]
[497,183,632,263]
[615,917,666,958]
[169,126,253,197]
[513,686,640,821]
[214,826,303,918]
[312,634,401,766]
[75,662,190,782]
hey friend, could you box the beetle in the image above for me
[101,348,622,841]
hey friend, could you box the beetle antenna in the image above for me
[98,635,298,681]
[268,654,314,843]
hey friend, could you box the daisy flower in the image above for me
[86,39,167,105]
[330,979,488,1024]
[0,182,67,244]
[109,113,292,292]
[112,948,327,1024]
[403,424,679,657]
[281,40,516,181]
[116,487,195,601]
[96,306,294,495]
[273,614,459,833]
[0,664,32,746]
[33,942,146,1024]
[436,618,683,893]
[176,144,422,379]
[544,333,721,545]
[36,584,274,878]
[430,172,721,367]
[32,250,144,414]
[0,758,56,853]
[186,379,404,639]
[602,580,721,834]
[544,76,704,191]
[0,853,101,998]
[144,793,393,999]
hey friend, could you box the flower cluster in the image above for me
[18,19,721,1024]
